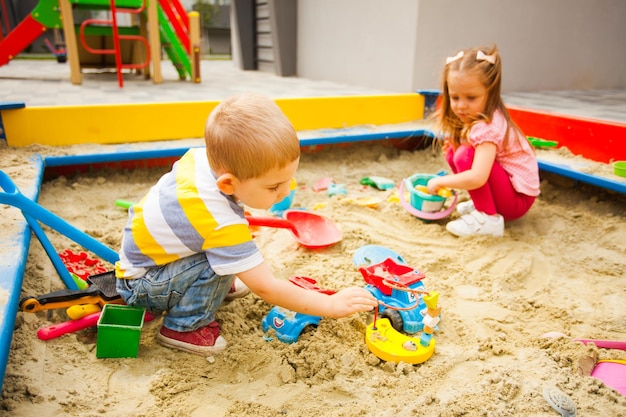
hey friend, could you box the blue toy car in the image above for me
[261,306,322,343]
[261,276,334,343]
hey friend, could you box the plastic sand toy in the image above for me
[528,136,559,148]
[261,276,335,343]
[358,257,427,334]
[246,210,342,249]
[59,249,107,280]
[398,173,458,221]
[360,176,395,190]
[543,386,577,417]
[354,245,441,364]
[346,197,383,208]
[365,318,435,364]
[262,307,323,344]
[353,244,407,267]
[365,289,440,365]
[591,360,626,396]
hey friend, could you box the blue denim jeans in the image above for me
[116,253,235,332]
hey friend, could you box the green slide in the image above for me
[157,5,191,80]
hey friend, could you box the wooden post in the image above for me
[58,0,82,85]
[188,11,201,83]
[147,0,162,84]
[137,11,150,79]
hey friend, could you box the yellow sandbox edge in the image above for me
[3,94,424,147]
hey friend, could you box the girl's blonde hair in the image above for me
[205,93,300,180]
[437,45,525,148]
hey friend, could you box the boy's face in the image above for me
[231,158,299,210]
[447,69,488,125]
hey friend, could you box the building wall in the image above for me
[296,0,626,92]
[297,0,419,92]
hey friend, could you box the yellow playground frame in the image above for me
[2,94,425,147]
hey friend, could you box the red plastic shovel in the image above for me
[246,209,342,249]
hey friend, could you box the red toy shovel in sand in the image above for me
[245,209,342,249]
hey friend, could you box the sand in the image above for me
[1,140,625,417]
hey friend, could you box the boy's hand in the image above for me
[328,287,378,318]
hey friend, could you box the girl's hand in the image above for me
[328,287,378,318]
[426,176,445,195]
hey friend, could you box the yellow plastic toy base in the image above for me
[366,318,435,364]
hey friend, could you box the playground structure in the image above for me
[0,92,625,390]
[0,0,201,87]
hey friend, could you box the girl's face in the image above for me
[447,70,488,125]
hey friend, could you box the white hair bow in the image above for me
[446,51,464,65]
[476,50,496,64]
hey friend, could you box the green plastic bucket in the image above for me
[96,304,145,358]
[405,174,446,213]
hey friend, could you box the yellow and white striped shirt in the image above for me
[116,148,263,278]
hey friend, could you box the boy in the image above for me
[115,93,378,356]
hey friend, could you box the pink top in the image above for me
[468,110,540,196]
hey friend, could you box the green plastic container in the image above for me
[96,304,145,359]
[405,174,445,213]
[613,161,626,178]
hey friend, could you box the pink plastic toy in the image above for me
[591,360,626,396]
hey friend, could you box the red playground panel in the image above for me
[509,105,626,164]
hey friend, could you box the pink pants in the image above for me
[446,145,535,221]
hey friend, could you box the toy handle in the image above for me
[115,199,135,209]
[289,276,336,295]
[37,311,155,341]
[245,215,298,235]
[575,339,626,350]
[0,170,34,210]
[399,178,458,220]
[37,312,101,340]
[0,170,119,264]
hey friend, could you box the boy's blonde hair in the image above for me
[205,93,300,180]
[437,45,524,148]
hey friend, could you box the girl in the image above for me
[427,45,540,237]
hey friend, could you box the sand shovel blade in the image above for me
[246,210,342,249]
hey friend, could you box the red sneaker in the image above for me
[225,278,250,301]
[157,321,227,356]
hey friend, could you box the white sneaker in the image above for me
[225,278,250,301]
[446,210,504,237]
[456,200,475,215]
